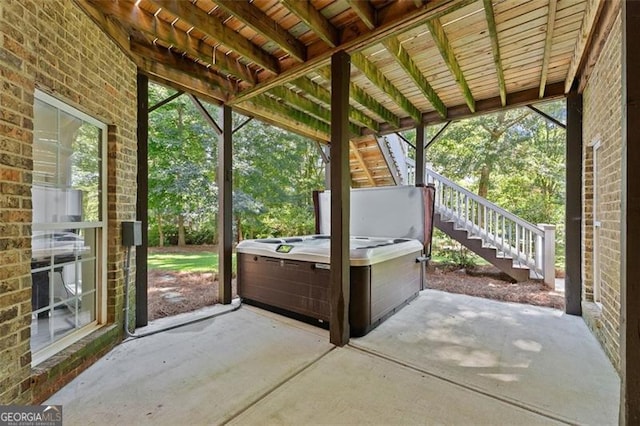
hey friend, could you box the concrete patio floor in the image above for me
[47,290,620,425]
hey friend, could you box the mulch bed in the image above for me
[148,270,237,320]
[426,263,565,310]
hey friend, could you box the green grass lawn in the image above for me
[148,251,237,273]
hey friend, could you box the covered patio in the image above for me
[48,290,619,425]
[2,0,637,420]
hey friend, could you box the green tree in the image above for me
[148,85,218,246]
[147,83,325,246]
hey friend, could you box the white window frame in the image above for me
[31,90,108,365]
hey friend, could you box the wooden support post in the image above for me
[565,92,582,316]
[218,105,233,304]
[415,124,425,186]
[135,72,149,327]
[330,51,351,346]
[621,1,640,423]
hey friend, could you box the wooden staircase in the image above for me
[349,134,405,187]
[345,135,555,285]
[434,212,530,282]
[425,168,556,285]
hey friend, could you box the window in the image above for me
[31,90,107,363]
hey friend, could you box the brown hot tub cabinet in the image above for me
[236,235,423,337]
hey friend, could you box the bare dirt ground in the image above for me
[147,250,564,321]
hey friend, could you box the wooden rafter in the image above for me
[426,18,476,113]
[539,0,558,98]
[347,0,376,30]
[383,36,446,118]
[349,82,401,129]
[349,141,376,186]
[482,0,506,107]
[269,86,330,123]
[228,0,474,104]
[131,40,234,92]
[280,0,339,48]
[250,94,362,138]
[140,58,229,103]
[86,0,255,84]
[251,95,331,135]
[564,0,604,93]
[292,77,380,132]
[351,52,422,123]
[233,103,327,143]
[151,0,280,74]
[268,86,362,136]
[315,68,401,129]
[214,0,306,62]
[378,81,566,134]
[76,0,229,102]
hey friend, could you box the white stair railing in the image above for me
[419,168,555,285]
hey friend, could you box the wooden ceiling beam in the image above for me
[131,40,235,93]
[267,86,362,136]
[229,0,475,104]
[233,104,327,143]
[351,52,422,123]
[315,68,396,129]
[76,0,229,102]
[577,0,622,93]
[269,86,331,123]
[383,36,446,118]
[426,18,476,113]
[249,94,361,138]
[280,0,339,48]
[251,94,331,135]
[149,74,225,106]
[539,0,558,98]
[349,82,400,129]
[292,77,380,132]
[347,0,376,30]
[214,0,306,62]
[349,141,376,186]
[374,81,566,134]
[151,0,280,74]
[482,0,507,107]
[141,59,229,103]
[86,0,255,84]
[564,0,605,93]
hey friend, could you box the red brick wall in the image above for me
[0,0,137,403]
[582,10,622,371]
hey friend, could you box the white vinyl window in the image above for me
[30,90,107,364]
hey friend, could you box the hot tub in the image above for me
[237,235,423,336]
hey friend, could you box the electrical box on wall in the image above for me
[122,221,142,247]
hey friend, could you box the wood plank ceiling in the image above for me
[78,0,602,148]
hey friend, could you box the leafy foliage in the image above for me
[147,83,325,246]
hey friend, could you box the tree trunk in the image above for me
[178,214,186,246]
[157,214,165,247]
[478,164,491,198]
[236,216,243,242]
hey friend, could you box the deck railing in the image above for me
[413,167,555,285]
